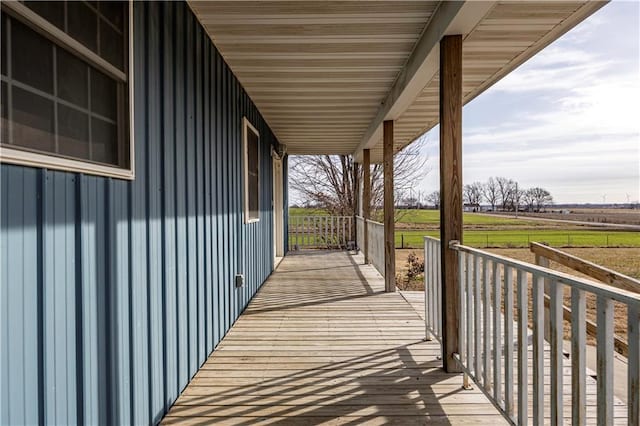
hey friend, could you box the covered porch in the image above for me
[162,250,508,425]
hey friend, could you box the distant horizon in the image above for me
[415,1,639,205]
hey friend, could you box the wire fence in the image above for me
[396,232,640,249]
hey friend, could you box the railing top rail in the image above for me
[424,236,440,242]
[530,242,640,293]
[451,242,640,306]
[365,219,384,226]
[291,215,353,219]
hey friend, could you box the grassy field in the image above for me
[395,209,533,226]
[394,229,640,248]
[289,207,640,248]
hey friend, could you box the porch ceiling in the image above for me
[188,1,605,161]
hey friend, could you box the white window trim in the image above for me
[243,117,260,224]
[0,1,135,180]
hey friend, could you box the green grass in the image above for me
[287,207,640,248]
[289,208,534,225]
[394,230,640,248]
[397,209,533,225]
[289,207,330,217]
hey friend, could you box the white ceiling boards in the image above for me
[189,1,605,162]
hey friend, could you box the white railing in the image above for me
[424,237,442,342]
[356,216,365,255]
[288,216,352,250]
[367,219,385,277]
[424,237,640,425]
[355,216,385,277]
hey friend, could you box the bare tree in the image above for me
[528,187,553,211]
[523,189,536,212]
[426,190,440,209]
[495,176,516,211]
[289,135,429,219]
[482,177,499,211]
[513,186,526,212]
[463,182,483,209]
[289,155,358,216]
[369,136,429,216]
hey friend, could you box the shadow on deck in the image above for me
[162,251,508,425]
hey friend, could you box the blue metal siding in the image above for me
[0,1,280,424]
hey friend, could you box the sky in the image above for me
[416,0,640,205]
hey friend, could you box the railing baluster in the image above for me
[467,253,473,372]
[425,239,431,340]
[325,216,329,247]
[483,258,491,390]
[431,239,436,336]
[504,266,514,418]
[330,216,334,247]
[475,255,482,381]
[437,242,442,337]
[629,304,639,426]
[295,216,298,248]
[517,269,528,426]
[459,252,467,365]
[532,274,544,425]
[571,287,586,426]
[493,261,502,403]
[550,279,564,425]
[342,217,346,247]
[596,296,614,426]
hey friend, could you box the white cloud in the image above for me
[418,3,640,204]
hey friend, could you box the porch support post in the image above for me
[439,34,463,372]
[362,149,371,263]
[352,161,359,244]
[383,120,395,293]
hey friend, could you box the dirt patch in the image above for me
[488,247,639,346]
[492,208,640,226]
[488,247,640,280]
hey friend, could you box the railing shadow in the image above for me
[160,250,476,425]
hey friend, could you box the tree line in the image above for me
[426,177,553,212]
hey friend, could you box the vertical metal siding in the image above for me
[0,1,280,424]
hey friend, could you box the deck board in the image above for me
[162,251,509,425]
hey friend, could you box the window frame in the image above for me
[0,1,135,179]
[243,117,260,224]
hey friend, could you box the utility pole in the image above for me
[515,182,519,218]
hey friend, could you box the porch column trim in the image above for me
[362,149,371,263]
[440,34,463,372]
[383,121,395,293]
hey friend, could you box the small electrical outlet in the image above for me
[235,273,245,288]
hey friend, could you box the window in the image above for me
[243,118,260,223]
[0,1,133,178]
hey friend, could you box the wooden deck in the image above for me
[162,250,509,425]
